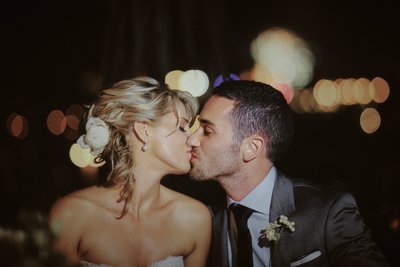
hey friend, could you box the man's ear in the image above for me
[240,135,265,162]
[132,121,149,143]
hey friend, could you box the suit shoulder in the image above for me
[291,178,356,208]
[292,178,342,194]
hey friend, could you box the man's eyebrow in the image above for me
[199,118,215,126]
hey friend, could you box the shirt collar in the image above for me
[227,166,276,215]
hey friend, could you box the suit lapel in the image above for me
[269,173,295,266]
[269,172,295,222]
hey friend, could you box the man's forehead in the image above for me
[201,96,234,116]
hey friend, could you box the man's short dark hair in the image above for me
[212,80,294,163]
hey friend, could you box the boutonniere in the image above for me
[258,215,295,248]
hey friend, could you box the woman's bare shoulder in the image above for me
[49,186,103,222]
[161,186,211,224]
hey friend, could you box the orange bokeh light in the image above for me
[6,113,29,139]
[47,109,67,135]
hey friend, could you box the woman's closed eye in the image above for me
[179,123,190,133]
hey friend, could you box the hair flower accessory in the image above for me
[258,215,295,248]
[77,117,110,156]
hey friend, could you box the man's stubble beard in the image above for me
[189,144,241,182]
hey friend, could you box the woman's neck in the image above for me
[126,167,164,219]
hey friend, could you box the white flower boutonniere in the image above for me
[258,215,295,248]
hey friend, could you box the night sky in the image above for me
[1,0,399,264]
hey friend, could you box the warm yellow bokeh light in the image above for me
[291,76,388,115]
[69,143,92,168]
[313,79,339,107]
[165,70,184,90]
[190,115,200,132]
[360,108,381,134]
[288,90,302,113]
[251,64,273,84]
[339,78,357,105]
[338,78,357,105]
[353,78,371,105]
[299,89,314,113]
[239,69,253,81]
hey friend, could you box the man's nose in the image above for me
[187,128,201,147]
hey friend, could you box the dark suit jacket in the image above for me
[207,172,388,267]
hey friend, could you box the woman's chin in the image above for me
[171,165,191,175]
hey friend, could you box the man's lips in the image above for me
[190,152,198,160]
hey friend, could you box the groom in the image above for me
[187,80,388,267]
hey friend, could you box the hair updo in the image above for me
[82,76,199,218]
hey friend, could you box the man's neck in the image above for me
[219,161,273,201]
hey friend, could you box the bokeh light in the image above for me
[63,126,80,141]
[165,70,184,90]
[66,104,84,130]
[338,78,357,105]
[178,69,209,97]
[250,27,315,89]
[69,142,106,168]
[369,76,390,103]
[6,113,29,139]
[69,143,91,168]
[360,107,381,134]
[190,115,200,132]
[313,79,340,108]
[353,78,371,105]
[47,110,67,135]
[298,89,314,113]
[273,83,294,104]
[213,73,240,88]
[286,76,390,117]
[289,90,302,113]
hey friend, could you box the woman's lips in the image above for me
[190,152,198,160]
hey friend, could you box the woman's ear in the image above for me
[240,135,265,162]
[132,121,149,143]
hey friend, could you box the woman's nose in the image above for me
[187,128,200,147]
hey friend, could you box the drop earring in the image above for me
[142,143,148,152]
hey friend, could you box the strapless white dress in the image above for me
[80,256,184,267]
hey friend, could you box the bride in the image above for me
[49,76,211,267]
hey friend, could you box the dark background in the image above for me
[1,0,399,265]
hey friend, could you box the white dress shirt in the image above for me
[227,166,277,267]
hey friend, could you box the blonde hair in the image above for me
[85,76,199,218]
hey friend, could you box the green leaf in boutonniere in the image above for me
[258,215,295,248]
